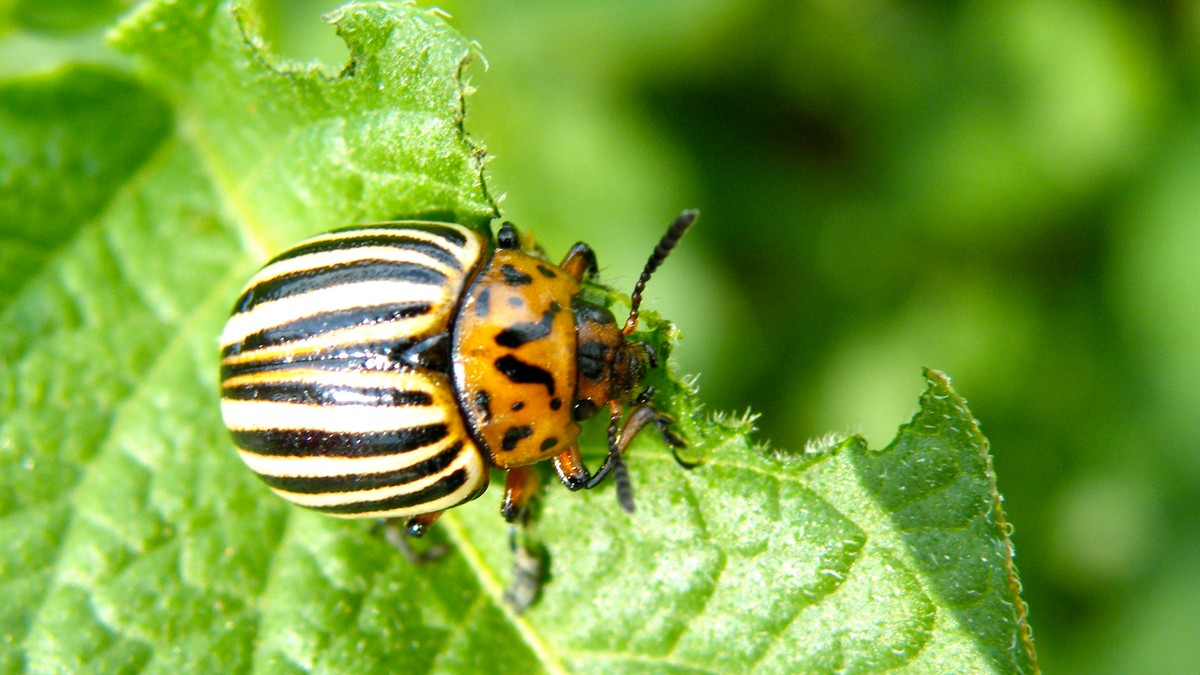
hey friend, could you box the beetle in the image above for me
[219,210,696,550]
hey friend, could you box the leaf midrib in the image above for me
[438,512,568,674]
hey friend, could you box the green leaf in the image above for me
[3,0,132,35]
[0,1,1035,672]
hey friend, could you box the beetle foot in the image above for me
[503,531,545,614]
[378,519,446,565]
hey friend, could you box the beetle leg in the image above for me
[503,534,545,614]
[551,407,652,493]
[553,439,626,502]
[378,512,446,564]
[501,471,546,614]
[549,400,685,513]
[500,465,540,523]
[559,243,598,281]
[551,445,590,491]
[612,402,670,452]
[621,400,697,468]
[404,511,443,537]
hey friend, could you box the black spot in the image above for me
[540,437,558,451]
[572,297,616,326]
[550,398,562,411]
[475,287,491,317]
[501,264,533,285]
[511,401,525,411]
[573,399,598,421]
[494,310,555,348]
[536,264,557,279]
[475,390,492,421]
[494,355,555,395]
[508,296,524,308]
[578,341,609,360]
[549,300,562,314]
[577,341,610,382]
[579,361,607,382]
[502,425,533,451]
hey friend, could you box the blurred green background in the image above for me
[7,0,1200,671]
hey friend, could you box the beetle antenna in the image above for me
[623,210,698,336]
[611,450,635,513]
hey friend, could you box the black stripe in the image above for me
[309,468,470,515]
[256,441,464,494]
[271,235,464,272]
[239,260,448,310]
[223,301,432,358]
[501,425,533,451]
[338,222,469,247]
[500,264,533,285]
[221,340,417,379]
[222,380,433,407]
[232,424,449,458]
[494,310,555,348]
[494,355,556,395]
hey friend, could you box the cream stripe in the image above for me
[245,245,460,289]
[236,431,461,478]
[219,314,443,365]
[271,446,483,508]
[402,227,481,268]
[221,398,445,433]
[293,224,465,248]
[286,223,481,268]
[339,459,488,519]
[219,279,446,348]
[221,367,440,393]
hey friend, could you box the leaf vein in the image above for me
[438,512,567,675]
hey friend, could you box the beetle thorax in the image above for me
[451,248,582,469]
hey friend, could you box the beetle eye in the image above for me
[497,222,519,249]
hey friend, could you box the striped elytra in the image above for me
[219,211,697,540]
[219,222,491,519]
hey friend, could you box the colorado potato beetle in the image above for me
[219,211,695,549]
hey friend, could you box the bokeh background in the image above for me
[7,0,1200,671]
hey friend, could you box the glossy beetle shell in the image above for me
[219,220,603,519]
[219,222,492,519]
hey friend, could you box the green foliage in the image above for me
[0,1,1033,672]
[2,0,132,35]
